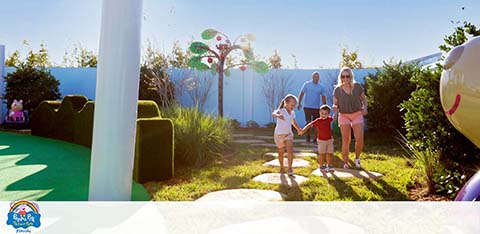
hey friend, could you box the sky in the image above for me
[0,0,479,68]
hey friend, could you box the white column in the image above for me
[89,0,143,201]
[0,45,5,123]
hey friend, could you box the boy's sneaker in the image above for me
[319,165,327,172]
[326,165,335,172]
[355,159,362,169]
[343,163,349,169]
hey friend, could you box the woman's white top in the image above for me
[273,108,296,135]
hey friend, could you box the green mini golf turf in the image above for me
[0,131,150,201]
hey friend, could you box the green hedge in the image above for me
[135,117,174,182]
[31,96,174,183]
[53,97,76,142]
[73,102,95,147]
[30,101,61,137]
[137,100,161,118]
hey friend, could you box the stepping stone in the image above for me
[233,133,254,138]
[253,173,308,186]
[255,136,273,140]
[264,152,318,158]
[254,137,306,143]
[312,168,383,179]
[263,158,311,168]
[233,139,266,144]
[293,147,316,152]
[252,145,316,152]
[293,139,307,143]
[251,143,277,148]
[196,189,286,201]
[298,142,318,147]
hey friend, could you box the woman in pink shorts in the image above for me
[332,67,368,169]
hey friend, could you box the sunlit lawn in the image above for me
[145,129,418,201]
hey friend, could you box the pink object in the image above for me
[338,111,363,126]
[11,111,24,119]
[7,99,25,122]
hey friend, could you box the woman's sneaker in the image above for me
[287,168,294,177]
[355,159,362,169]
[326,165,335,172]
[319,165,327,171]
[343,163,349,169]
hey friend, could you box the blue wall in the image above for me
[3,67,376,127]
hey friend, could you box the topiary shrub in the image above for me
[53,98,77,142]
[364,61,417,133]
[73,102,95,147]
[3,63,61,112]
[135,117,174,182]
[32,97,175,182]
[64,95,88,111]
[31,101,61,137]
[163,105,231,166]
[137,100,161,118]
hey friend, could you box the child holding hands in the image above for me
[300,104,335,172]
[272,94,303,176]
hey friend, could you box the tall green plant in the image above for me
[398,134,440,193]
[3,63,61,111]
[5,41,52,68]
[364,61,417,132]
[139,42,175,108]
[401,21,480,171]
[162,105,232,166]
[400,67,479,168]
[339,46,363,69]
[62,44,98,67]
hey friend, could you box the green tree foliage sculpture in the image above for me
[188,29,269,116]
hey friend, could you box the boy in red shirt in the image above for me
[300,105,335,172]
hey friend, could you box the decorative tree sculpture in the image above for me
[188,29,269,116]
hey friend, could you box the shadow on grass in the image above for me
[278,174,304,201]
[326,173,362,200]
[0,131,149,201]
[322,166,409,201]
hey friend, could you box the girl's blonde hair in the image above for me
[277,94,298,110]
[336,67,356,87]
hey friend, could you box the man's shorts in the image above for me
[338,111,364,126]
[274,133,293,148]
[317,138,334,154]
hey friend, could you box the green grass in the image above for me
[146,130,417,201]
[0,131,150,201]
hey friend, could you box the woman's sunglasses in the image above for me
[341,75,351,78]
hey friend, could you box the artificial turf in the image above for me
[0,131,150,201]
